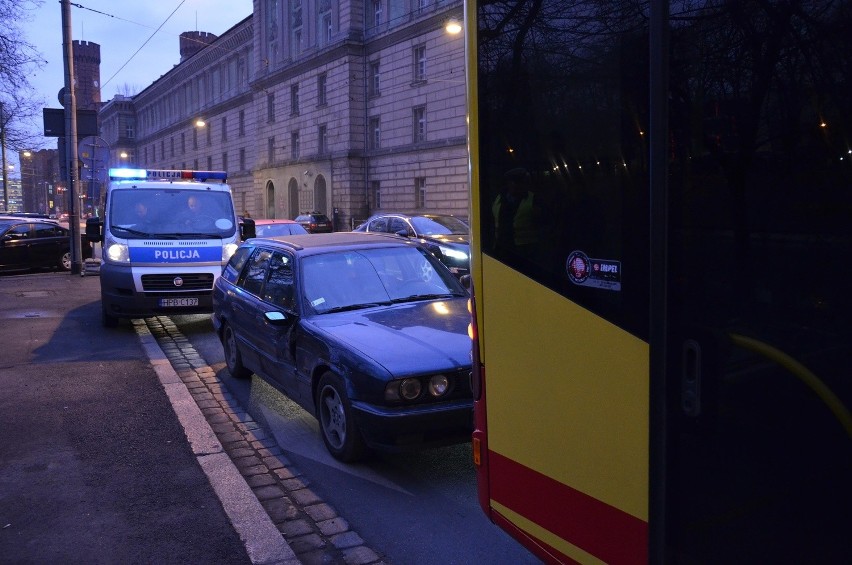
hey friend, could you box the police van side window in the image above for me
[222,246,253,283]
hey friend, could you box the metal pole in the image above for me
[61,0,83,274]
[1,102,7,210]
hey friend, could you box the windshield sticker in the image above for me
[311,297,326,307]
[215,218,234,230]
[566,250,621,292]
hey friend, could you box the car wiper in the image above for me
[111,225,153,237]
[390,293,462,303]
[323,302,391,313]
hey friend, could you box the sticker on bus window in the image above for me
[566,250,621,291]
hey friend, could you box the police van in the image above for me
[86,168,255,327]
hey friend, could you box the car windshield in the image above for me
[301,246,466,314]
[109,189,237,238]
[409,215,469,236]
[256,223,308,237]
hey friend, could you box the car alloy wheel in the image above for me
[316,371,366,462]
[223,323,251,379]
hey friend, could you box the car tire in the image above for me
[102,305,119,328]
[60,250,72,271]
[222,323,252,379]
[316,371,367,462]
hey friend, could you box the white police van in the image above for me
[86,168,255,327]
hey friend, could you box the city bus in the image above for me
[466,1,851,563]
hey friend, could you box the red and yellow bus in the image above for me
[466,1,851,563]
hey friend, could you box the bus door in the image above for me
[662,2,851,561]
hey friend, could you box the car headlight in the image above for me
[222,242,239,262]
[428,374,449,397]
[104,237,129,263]
[385,378,423,401]
[438,245,468,261]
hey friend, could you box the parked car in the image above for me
[0,216,92,272]
[294,211,334,233]
[253,218,309,237]
[212,232,473,462]
[353,213,470,277]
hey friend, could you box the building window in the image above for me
[268,136,275,164]
[206,123,212,146]
[418,0,429,12]
[318,124,328,155]
[193,128,198,150]
[317,73,327,106]
[415,177,426,208]
[369,117,380,149]
[239,109,245,136]
[221,116,228,141]
[170,137,175,158]
[267,93,275,122]
[194,158,199,170]
[413,105,427,143]
[372,180,381,209]
[291,130,300,159]
[239,148,246,171]
[222,152,228,172]
[290,84,299,115]
[207,156,213,170]
[413,45,427,82]
[291,0,303,55]
[125,122,135,139]
[369,60,380,97]
[372,0,382,27]
[318,0,333,45]
[181,132,186,154]
[160,140,165,160]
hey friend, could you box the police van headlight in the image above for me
[222,243,239,262]
[104,237,129,263]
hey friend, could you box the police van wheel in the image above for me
[102,306,119,328]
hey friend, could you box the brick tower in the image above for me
[179,31,218,63]
[73,40,101,110]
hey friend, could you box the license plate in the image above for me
[159,297,199,307]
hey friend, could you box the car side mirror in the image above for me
[241,218,256,240]
[263,311,290,325]
[459,274,471,290]
[85,217,102,242]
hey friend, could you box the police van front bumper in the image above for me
[100,264,218,318]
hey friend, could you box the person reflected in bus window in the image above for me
[492,167,540,259]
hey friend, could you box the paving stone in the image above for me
[331,531,363,549]
[194,399,219,409]
[342,546,382,565]
[232,455,263,469]
[206,412,232,424]
[211,422,237,434]
[289,543,328,562]
[238,464,268,477]
[273,467,299,481]
[290,488,322,507]
[277,518,315,537]
[262,455,286,471]
[261,497,300,522]
[280,477,310,492]
[219,431,246,444]
[317,517,349,536]
[227,446,256,459]
[253,484,286,501]
[245,473,277,488]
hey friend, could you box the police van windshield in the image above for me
[109,189,237,238]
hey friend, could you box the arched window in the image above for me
[314,175,327,214]
[266,181,276,218]
[288,178,300,219]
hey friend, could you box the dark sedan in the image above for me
[0,216,91,272]
[353,213,470,277]
[212,232,472,462]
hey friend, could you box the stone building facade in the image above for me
[100,0,467,228]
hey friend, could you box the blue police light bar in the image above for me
[108,168,228,181]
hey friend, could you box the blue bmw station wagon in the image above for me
[212,232,472,462]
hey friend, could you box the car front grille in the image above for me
[141,273,214,292]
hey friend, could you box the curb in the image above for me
[133,319,301,565]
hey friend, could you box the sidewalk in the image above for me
[0,272,297,564]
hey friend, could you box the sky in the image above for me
[11,0,252,172]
